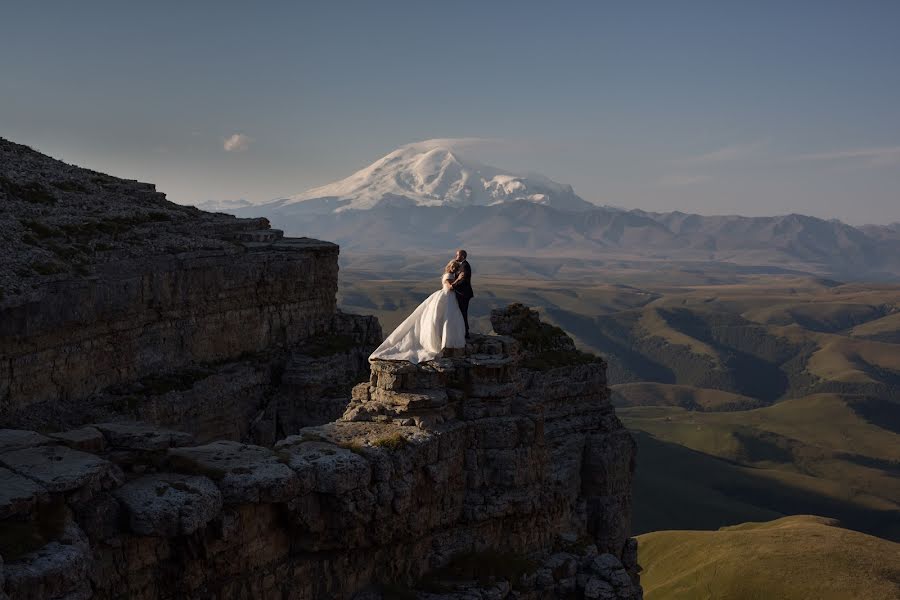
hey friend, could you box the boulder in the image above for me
[0,429,53,453]
[92,422,194,451]
[48,427,106,453]
[0,445,118,494]
[0,467,49,519]
[590,553,624,578]
[114,473,222,536]
[489,304,579,359]
[584,576,617,600]
[588,553,637,598]
[2,521,91,600]
[2,540,92,600]
[167,441,299,503]
[280,441,371,495]
[546,552,578,580]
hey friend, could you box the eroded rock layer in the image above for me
[1,140,638,599]
[0,321,638,600]
[0,236,343,427]
[1,138,380,437]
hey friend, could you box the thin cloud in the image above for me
[675,141,767,165]
[659,174,713,187]
[792,145,900,168]
[223,133,251,152]
[405,137,508,152]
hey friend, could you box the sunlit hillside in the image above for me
[637,516,900,600]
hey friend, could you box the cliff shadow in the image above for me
[630,431,900,542]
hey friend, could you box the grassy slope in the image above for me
[804,334,900,383]
[339,274,658,334]
[630,430,784,534]
[612,382,764,411]
[850,311,900,342]
[342,269,900,600]
[343,273,900,401]
[622,395,900,540]
[637,516,900,600]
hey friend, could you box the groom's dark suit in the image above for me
[452,260,474,337]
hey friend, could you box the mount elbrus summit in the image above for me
[212,140,900,281]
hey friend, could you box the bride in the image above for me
[369,260,467,363]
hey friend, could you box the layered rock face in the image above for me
[1,236,341,427]
[0,138,380,439]
[0,308,638,600]
[1,140,638,599]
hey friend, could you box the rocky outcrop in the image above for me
[0,235,340,427]
[1,141,638,599]
[0,308,638,600]
[381,543,641,599]
[0,138,381,439]
[14,310,381,445]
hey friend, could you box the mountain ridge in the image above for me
[200,140,900,280]
[231,200,900,280]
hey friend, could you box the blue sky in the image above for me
[2,0,899,223]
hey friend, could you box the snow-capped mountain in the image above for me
[219,140,900,280]
[261,140,597,213]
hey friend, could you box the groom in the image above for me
[450,249,474,338]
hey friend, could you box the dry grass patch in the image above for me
[638,516,900,600]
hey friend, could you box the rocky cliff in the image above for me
[0,313,638,600]
[0,140,639,599]
[0,138,380,440]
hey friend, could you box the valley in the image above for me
[340,256,900,595]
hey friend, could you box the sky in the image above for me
[2,0,899,224]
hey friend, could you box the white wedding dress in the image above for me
[369,273,467,363]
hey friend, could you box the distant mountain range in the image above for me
[199,141,900,280]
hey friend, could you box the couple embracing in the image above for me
[369,249,474,364]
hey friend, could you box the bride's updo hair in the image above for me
[444,260,461,274]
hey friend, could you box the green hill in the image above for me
[621,395,900,540]
[341,272,900,405]
[341,268,900,598]
[637,516,900,600]
[612,382,764,411]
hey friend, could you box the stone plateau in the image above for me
[0,140,639,599]
[0,314,638,599]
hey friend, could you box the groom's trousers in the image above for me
[457,294,471,337]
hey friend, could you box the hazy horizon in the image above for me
[2,1,899,225]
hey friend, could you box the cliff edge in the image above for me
[0,307,638,600]
[1,138,380,439]
[0,140,639,600]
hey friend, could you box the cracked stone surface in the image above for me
[3,540,92,600]
[167,440,299,503]
[0,445,119,493]
[0,466,48,519]
[277,440,372,495]
[92,422,195,451]
[0,255,638,600]
[114,473,222,536]
[48,426,106,453]
[0,429,53,453]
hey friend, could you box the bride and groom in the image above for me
[369,249,474,364]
